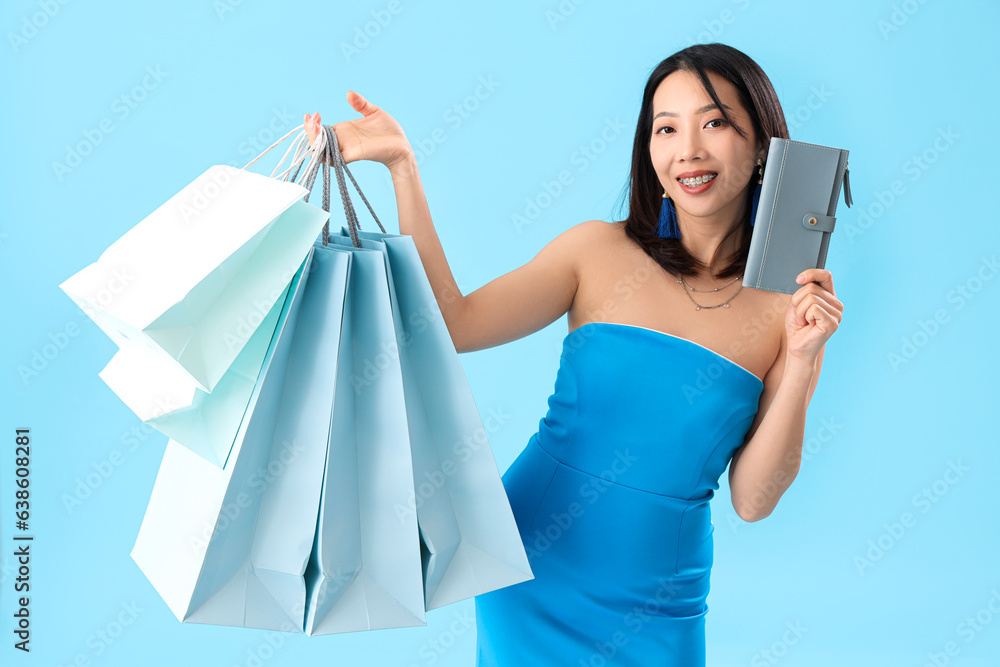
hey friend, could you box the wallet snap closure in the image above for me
[802,213,835,233]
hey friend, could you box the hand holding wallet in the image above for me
[743,137,852,294]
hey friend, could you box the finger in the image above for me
[329,122,352,164]
[303,113,331,164]
[304,113,318,144]
[792,286,843,316]
[802,302,836,333]
[801,293,841,326]
[797,293,840,323]
[347,90,379,116]
[796,268,835,295]
[311,113,322,137]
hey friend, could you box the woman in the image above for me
[305,42,842,666]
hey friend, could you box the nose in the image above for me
[679,130,706,162]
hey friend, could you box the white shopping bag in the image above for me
[60,159,329,393]
[97,277,291,468]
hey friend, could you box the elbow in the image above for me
[732,496,775,523]
[449,327,466,353]
[450,330,470,354]
[731,462,800,522]
[739,507,772,523]
[444,297,471,353]
[448,314,473,353]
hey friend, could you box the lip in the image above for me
[676,171,719,194]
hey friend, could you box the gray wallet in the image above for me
[743,137,852,294]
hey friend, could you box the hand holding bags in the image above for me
[130,123,532,635]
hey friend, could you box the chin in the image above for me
[676,202,722,218]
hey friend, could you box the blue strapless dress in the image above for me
[475,321,764,666]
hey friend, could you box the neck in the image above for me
[676,195,747,276]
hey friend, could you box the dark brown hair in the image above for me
[612,43,789,280]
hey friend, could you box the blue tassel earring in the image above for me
[749,157,763,227]
[657,190,680,239]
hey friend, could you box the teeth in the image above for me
[679,173,717,187]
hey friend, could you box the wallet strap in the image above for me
[802,213,836,233]
[843,163,853,207]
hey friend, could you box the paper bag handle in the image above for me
[242,121,386,247]
[300,124,386,247]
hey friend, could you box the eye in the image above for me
[655,118,728,135]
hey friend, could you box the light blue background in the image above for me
[2,1,998,665]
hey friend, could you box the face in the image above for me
[649,69,762,225]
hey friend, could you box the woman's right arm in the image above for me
[389,152,599,353]
[308,96,591,353]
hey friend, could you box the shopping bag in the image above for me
[238,243,352,632]
[292,125,426,634]
[132,242,427,635]
[132,127,426,635]
[130,249,315,628]
[322,122,533,609]
[303,239,425,635]
[59,136,330,393]
[131,122,532,635]
[62,126,331,466]
[331,228,535,609]
[96,278,290,468]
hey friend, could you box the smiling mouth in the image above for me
[677,173,718,187]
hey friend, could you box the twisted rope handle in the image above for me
[311,125,387,247]
[242,124,314,182]
[241,120,388,247]
[326,125,386,238]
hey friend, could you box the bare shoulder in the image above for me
[571,218,620,237]
[544,219,620,261]
[565,218,626,248]
[563,219,646,280]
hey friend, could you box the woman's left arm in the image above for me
[728,268,844,522]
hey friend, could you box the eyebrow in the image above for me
[653,103,732,120]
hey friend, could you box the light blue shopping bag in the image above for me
[322,116,533,610]
[131,249,316,629]
[332,227,534,610]
[303,239,426,635]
